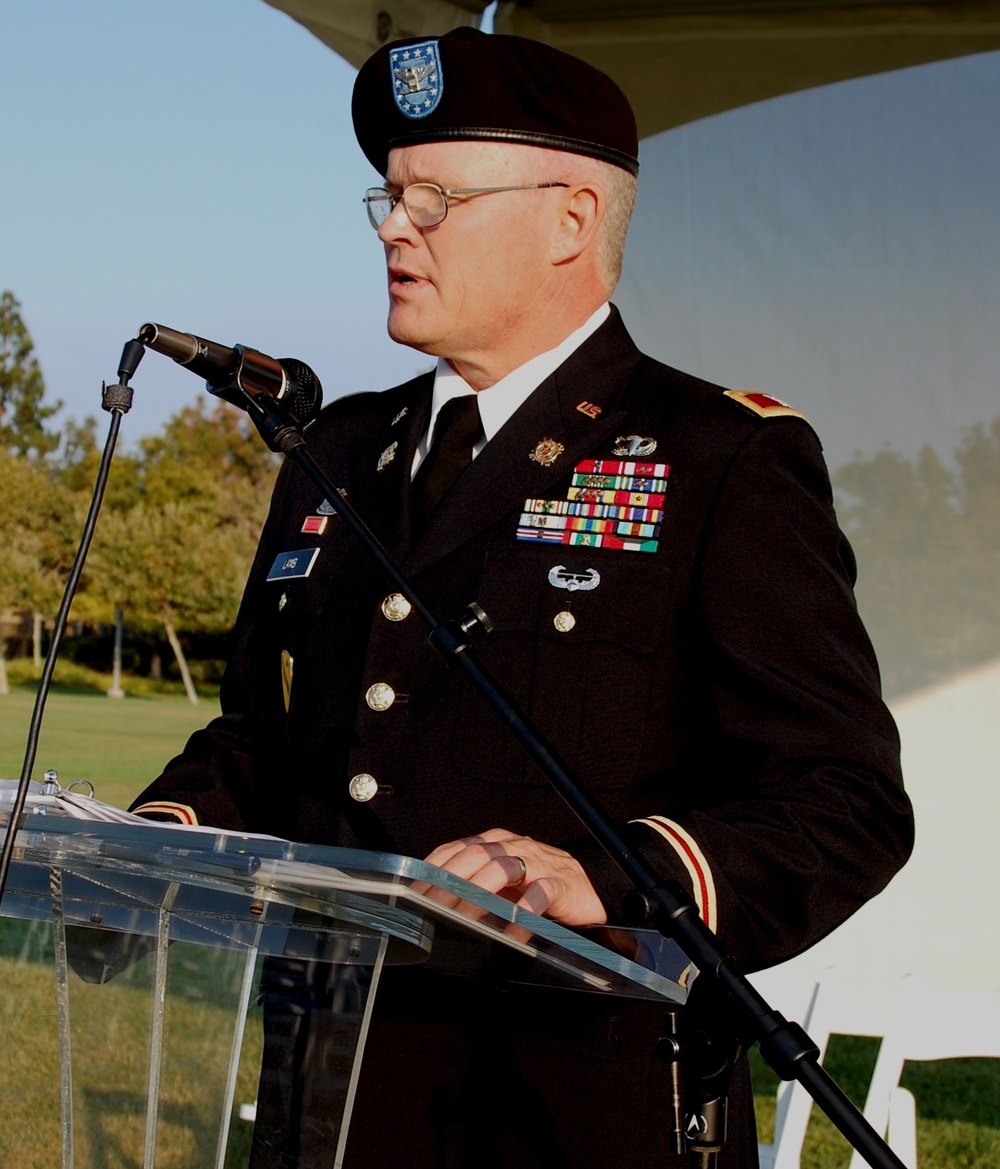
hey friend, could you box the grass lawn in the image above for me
[751,1040,1000,1168]
[0,683,219,810]
[1,682,998,1166]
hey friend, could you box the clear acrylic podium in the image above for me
[0,798,691,1169]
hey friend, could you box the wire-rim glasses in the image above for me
[363,182,569,230]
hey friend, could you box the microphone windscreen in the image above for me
[279,358,323,427]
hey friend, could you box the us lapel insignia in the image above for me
[576,401,602,419]
[391,406,409,426]
[281,650,294,713]
[612,435,658,457]
[301,515,328,535]
[529,438,565,467]
[377,441,399,472]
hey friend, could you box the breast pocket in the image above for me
[451,549,672,791]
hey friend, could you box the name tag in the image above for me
[267,547,320,582]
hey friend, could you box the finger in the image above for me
[424,835,486,868]
[426,839,514,884]
[515,878,554,918]
[456,851,528,895]
[471,828,521,845]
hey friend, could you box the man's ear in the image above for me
[549,184,603,266]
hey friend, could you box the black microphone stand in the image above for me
[0,340,145,904]
[213,380,908,1169]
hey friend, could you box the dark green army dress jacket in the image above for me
[133,307,912,1167]
[135,306,910,967]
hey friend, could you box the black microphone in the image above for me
[137,322,322,427]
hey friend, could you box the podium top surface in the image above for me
[0,794,691,1004]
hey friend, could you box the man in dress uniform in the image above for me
[133,27,913,1168]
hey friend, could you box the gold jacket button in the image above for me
[381,592,412,622]
[553,610,576,633]
[349,773,379,802]
[365,682,396,711]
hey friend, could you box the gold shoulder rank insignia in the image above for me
[724,389,810,425]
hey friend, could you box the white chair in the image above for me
[752,966,902,1169]
[847,975,1000,1169]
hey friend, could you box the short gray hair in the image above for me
[595,160,637,292]
[530,151,637,293]
[487,143,637,292]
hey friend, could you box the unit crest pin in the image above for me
[529,438,565,467]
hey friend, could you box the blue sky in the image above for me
[4,1,998,470]
[3,0,421,442]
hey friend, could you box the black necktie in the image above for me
[411,395,484,528]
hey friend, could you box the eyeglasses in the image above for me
[363,181,569,230]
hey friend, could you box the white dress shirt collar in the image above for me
[413,303,610,473]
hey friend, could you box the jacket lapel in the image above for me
[347,376,432,560]
[403,310,642,576]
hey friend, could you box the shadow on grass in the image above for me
[8,681,219,700]
[5,658,219,701]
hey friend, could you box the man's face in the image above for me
[377,141,565,378]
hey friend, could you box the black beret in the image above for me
[352,27,639,178]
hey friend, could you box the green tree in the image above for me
[0,292,61,459]
[87,397,278,698]
[834,413,1000,698]
[90,500,253,704]
[0,450,75,691]
[137,396,278,530]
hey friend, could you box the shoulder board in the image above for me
[724,389,810,425]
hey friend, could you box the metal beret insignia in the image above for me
[391,41,443,120]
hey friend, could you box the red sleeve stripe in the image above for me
[632,816,717,932]
[132,801,199,826]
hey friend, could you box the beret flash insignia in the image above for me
[391,41,443,120]
[724,389,810,425]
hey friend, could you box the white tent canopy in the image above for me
[266,0,1000,134]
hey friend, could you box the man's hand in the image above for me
[424,828,607,927]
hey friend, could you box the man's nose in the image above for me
[377,198,419,244]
